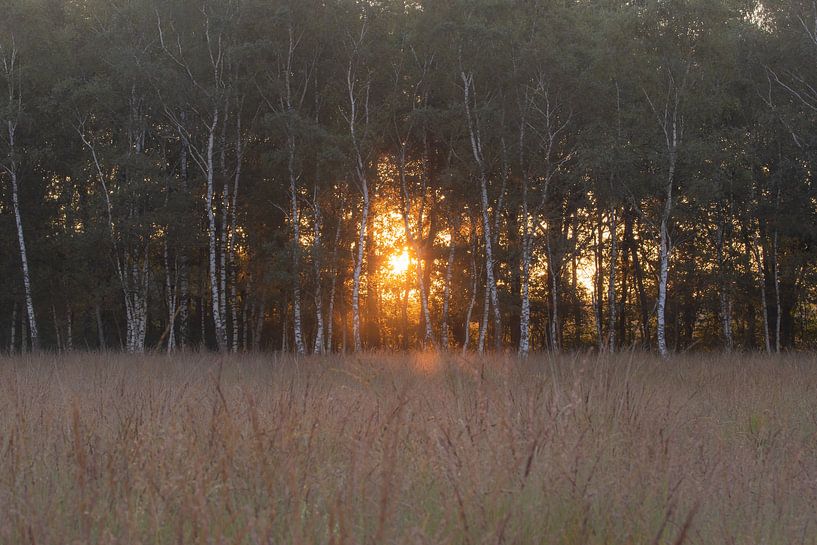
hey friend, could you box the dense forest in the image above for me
[1,0,815,355]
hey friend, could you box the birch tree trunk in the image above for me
[2,42,39,349]
[95,304,105,350]
[289,133,306,355]
[219,104,230,351]
[518,118,532,358]
[651,97,681,360]
[656,193,672,359]
[177,113,190,348]
[545,233,561,352]
[78,106,150,354]
[751,235,772,353]
[608,207,618,352]
[312,200,325,354]
[716,219,733,351]
[347,34,370,353]
[441,227,456,351]
[7,149,38,350]
[326,197,344,353]
[9,301,17,353]
[164,239,177,352]
[206,111,228,351]
[462,72,501,351]
[226,114,243,352]
[773,228,781,353]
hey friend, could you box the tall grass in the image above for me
[1,351,816,544]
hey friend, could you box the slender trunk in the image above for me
[716,220,733,351]
[219,103,231,351]
[352,193,369,352]
[8,140,39,350]
[401,278,410,350]
[326,206,344,353]
[463,224,479,355]
[241,297,249,352]
[10,301,17,353]
[462,73,501,351]
[593,216,604,350]
[253,302,265,352]
[21,305,27,353]
[608,207,617,352]
[289,133,306,355]
[478,281,490,354]
[52,305,62,353]
[347,48,370,353]
[656,213,671,358]
[441,230,456,351]
[65,306,73,353]
[753,238,772,354]
[311,200,325,354]
[206,112,227,351]
[397,144,434,346]
[546,236,560,352]
[229,118,243,353]
[177,114,190,348]
[518,122,532,358]
[164,239,177,352]
[631,219,650,347]
[656,141,677,360]
[773,229,781,353]
[95,304,105,350]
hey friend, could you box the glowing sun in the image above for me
[388,249,411,276]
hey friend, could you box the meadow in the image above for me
[0,351,816,544]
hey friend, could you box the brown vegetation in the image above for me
[0,352,816,544]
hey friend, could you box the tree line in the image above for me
[1,0,816,355]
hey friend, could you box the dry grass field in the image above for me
[1,351,816,544]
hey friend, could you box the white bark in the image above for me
[518,117,532,357]
[164,239,178,352]
[773,228,781,353]
[52,306,62,353]
[462,72,501,351]
[289,133,306,355]
[7,154,38,350]
[546,236,560,352]
[78,112,150,354]
[347,30,370,353]
[2,42,38,350]
[206,111,228,351]
[65,306,73,353]
[751,235,772,354]
[177,113,190,348]
[326,195,345,353]
[9,301,17,353]
[312,197,325,354]
[716,220,733,351]
[229,123,242,353]
[95,304,106,350]
[645,78,684,360]
[608,208,618,352]
[441,227,456,351]
[158,13,228,351]
[656,199,672,359]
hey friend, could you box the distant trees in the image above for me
[1,0,817,355]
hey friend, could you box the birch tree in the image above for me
[0,38,38,350]
[157,6,234,351]
[346,21,373,353]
